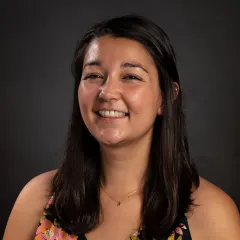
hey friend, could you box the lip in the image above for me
[96,116,127,123]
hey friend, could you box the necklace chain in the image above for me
[100,182,142,206]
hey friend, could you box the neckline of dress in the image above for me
[82,230,141,240]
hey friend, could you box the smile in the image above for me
[96,110,129,118]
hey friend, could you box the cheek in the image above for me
[78,82,99,112]
[126,86,159,114]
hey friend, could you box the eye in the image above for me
[83,74,103,80]
[123,75,142,81]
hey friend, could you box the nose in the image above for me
[98,77,121,101]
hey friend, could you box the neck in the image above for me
[99,134,152,198]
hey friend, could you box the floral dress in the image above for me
[34,196,192,240]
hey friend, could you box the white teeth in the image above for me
[98,110,127,117]
[109,110,114,117]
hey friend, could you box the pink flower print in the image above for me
[178,223,187,229]
[175,227,183,235]
[174,223,187,236]
[35,217,78,240]
[35,218,58,240]
[46,196,54,209]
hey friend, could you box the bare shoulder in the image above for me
[3,169,58,240]
[187,177,240,239]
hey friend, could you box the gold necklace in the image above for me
[100,182,142,206]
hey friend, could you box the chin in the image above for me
[98,136,124,146]
[93,128,126,146]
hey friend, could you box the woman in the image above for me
[3,15,240,240]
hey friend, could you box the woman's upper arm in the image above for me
[209,190,240,239]
[189,177,240,239]
[3,170,57,240]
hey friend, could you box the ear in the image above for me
[157,93,164,116]
[157,82,180,116]
[173,82,180,101]
[157,104,164,116]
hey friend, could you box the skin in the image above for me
[79,36,163,147]
[3,36,240,240]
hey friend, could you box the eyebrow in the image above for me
[83,60,101,69]
[120,61,148,73]
[83,60,148,73]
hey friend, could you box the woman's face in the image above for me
[78,35,163,146]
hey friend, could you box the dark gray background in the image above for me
[1,0,239,236]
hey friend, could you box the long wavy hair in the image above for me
[49,14,199,239]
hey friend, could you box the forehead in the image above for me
[83,36,155,67]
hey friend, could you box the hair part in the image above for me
[48,14,199,239]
